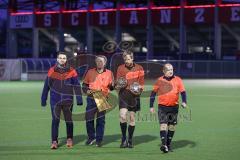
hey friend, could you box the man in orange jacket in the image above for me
[150,63,187,153]
[116,51,144,148]
[82,55,114,147]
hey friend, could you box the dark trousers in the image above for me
[85,96,105,143]
[51,104,73,142]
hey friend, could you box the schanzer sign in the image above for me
[9,6,240,28]
[10,14,33,29]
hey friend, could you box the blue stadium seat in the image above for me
[23,58,56,73]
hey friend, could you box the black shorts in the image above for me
[119,89,140,112]
[158,105,179,125]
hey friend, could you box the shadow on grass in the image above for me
[102,134,121,145]
[134,135,158,146]
[158,140,196,149]
[172,140,196,149]
[103,134,157,146]
[58,134,157,146]
[0,134,158,153]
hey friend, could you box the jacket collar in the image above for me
[95,68,106,74]
[125,63,135,70]
[54,64,70,73]
[163,75,175,81]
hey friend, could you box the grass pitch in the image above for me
[0,79,240,160]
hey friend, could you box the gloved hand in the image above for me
[181,102,187,108]
[41,101,47,107]
[77,102,83,106]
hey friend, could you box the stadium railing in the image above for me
[19,58,240,80]
[21,58,56,74]
[144,60,240,78]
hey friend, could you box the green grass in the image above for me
[0,80,240,160]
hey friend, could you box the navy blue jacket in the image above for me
[41,65,83,107]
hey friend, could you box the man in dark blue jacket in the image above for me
[41,52,83,149]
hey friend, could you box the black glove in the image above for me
[41,101,47,107]
[77,102,83,106]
